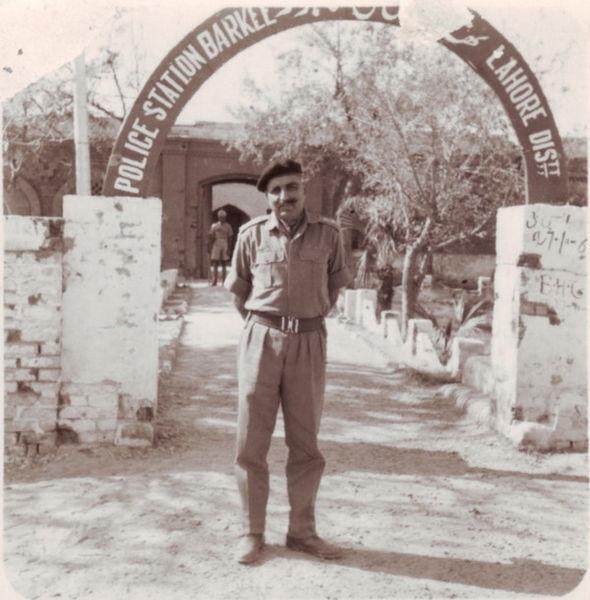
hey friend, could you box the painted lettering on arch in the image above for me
[104,5,568,205]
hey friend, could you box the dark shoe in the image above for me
[286,535,344,560]
[235,534,264,564]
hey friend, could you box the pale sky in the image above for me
[4,0,589,137]
[129,1,588,137]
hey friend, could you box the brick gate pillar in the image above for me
[491,204,587,450]
[60,195,162,445]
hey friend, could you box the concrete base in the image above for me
[115,422,154,448]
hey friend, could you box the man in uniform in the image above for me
[225,159,352,564]
[208,208,233,286]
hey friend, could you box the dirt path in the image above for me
[3,283,588,600]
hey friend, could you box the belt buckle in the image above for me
[281,316,299,333]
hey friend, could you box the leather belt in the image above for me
[248,311,324,334]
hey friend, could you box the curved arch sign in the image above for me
[102,5,567,203]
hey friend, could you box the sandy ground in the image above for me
[3,282,589,600]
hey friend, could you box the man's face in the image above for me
[265,173,305,225]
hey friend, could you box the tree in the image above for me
[2,12,147,204]
[227,22,524,336]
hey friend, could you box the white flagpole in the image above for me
[73,51,91,195]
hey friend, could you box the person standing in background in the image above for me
[208,209,233,286]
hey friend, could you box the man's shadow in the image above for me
[257,544,585,597]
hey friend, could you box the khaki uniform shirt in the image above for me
[209,221,233,240]
[225,210,352,318]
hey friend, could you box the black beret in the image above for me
[256,159,302,192]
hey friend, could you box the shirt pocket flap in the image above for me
[255,249,285,265]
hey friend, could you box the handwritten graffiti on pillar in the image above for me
[525,210,587,261]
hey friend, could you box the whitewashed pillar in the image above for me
[60,196,162,445]
[492,204,587,449]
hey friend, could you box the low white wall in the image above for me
[432,254,495,285]
[344,291,486,381]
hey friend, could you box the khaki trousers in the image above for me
[236,318,327,538]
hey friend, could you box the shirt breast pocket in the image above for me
[254,249,286,288]
[298,245,330,285]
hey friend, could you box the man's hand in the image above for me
[328,287,342,311]
[232,295,249,320]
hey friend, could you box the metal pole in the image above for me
[73,51,91,195]
[1,102,5,213]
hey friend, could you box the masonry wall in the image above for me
[432,254,495,286]
[4,217,64,448]
[3,196,162,452]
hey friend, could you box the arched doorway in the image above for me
[102,6,568,204]
[3,177,42,216]
[193,175,266,278]
[212,204,249,258]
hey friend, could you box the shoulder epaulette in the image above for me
[318,215,341,230]
[239,214,269,232]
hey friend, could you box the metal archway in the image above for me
[102,5,567,203]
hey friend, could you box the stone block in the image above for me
[60,381,120,396]
[3,305,18,320]
[96,419,119,432]
[4,382,18,393]
[3,276,17,292]
[37,369,61,382]
[406,319,435,355]
[67,394,89,407]
[20,325,61,344]
[6,369,37,382]
[7,392,40,408]
[3,290,21,305]
[57,418,96,433]
[448,337,486,379]
[10,418,41,434]
[114,422,154,447]
[4,403,17,420]
[355,289,377,326]
[96,430,116,444]
[40,342,61,355]
[413,332,444,372]
[4,343,39,358]
[20,355,61,369]
[21,305,61,323]
[362,299,379,332]
[462,356,495,396]
[344,289,358,321]
[37,409,58,432]
[160,269,179,308]
[77,431,99,444]
[3,216,64,252]
[59,406,98,420]
[477,276,493,298]
[28,381,60,398]
[88,393,119,417]
[4,358,18,368]
[381,311,402,345]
